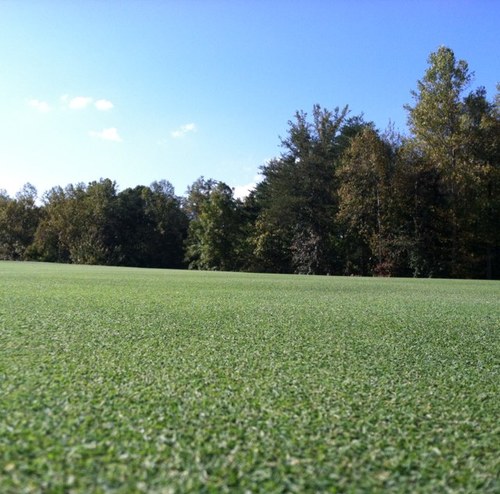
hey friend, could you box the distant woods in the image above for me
[1,47,499,278]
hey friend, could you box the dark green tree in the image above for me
[0,184,40,260]
[185,180,244,271]
[76,179,120,265]
[114,181,188,268]
[114,185,155,266]
[392,142,450,277]
[254,105,368,274]
[460,87,500,278]
[142,180,188,268]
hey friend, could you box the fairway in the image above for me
[1,262,499,493]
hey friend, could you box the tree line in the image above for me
[1,47,499,278]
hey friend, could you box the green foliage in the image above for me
[1,262,499,492]
[0,184,39,260]
[405,46,472,163]
[404,46,500,278]
[115,181,188,268]
[27,179,188,269]
[337,127,396,275]
[185,180,247,271]
[254,105,353,274]
[29,180,120,265]
[391,143,450,277]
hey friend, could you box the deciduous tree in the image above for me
[405,46,500,277]
[0,184,39,260]
[185,180,244,271]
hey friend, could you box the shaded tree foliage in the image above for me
[115,180,188,268]
[30,180,119,265]
[26,179,187,268]
[253,105,353,274]
[185,179,248,271]
[0,184,39,260]
[337,127,397,275]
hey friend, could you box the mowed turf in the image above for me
[0,262,499,493]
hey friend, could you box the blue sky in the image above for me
[1,0,498,199]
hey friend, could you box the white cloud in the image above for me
[95,99,114,111]
[89,127,122,142]
[233,174,263,199]
[68,96,93,109]
[28,99,50,112]
[171,123,197,139]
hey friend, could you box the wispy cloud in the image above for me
[28,99,50,112]
[95,99,114,111]
[68,96,93,110]
[171,123,197,139]
[89,128,122,142]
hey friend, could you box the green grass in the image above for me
[0,261,499,493]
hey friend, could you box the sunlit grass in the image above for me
[1,262,499,492]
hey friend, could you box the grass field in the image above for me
[0,261,499,493]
